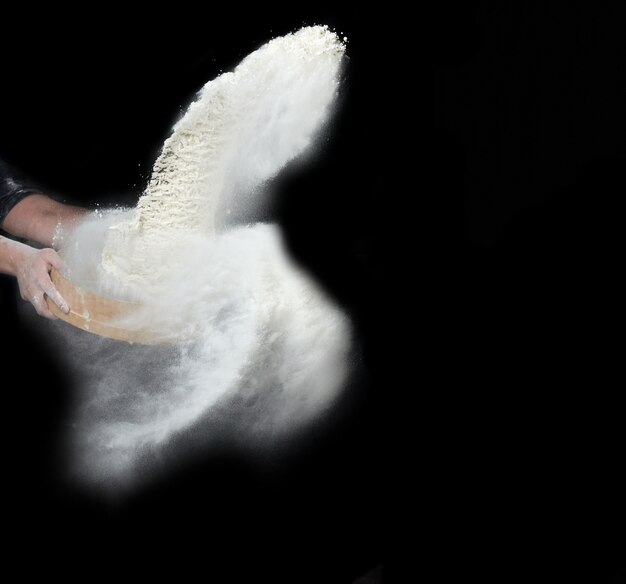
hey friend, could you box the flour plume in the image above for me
[53,25,353,493]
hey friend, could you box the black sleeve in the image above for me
[0,157,40,225]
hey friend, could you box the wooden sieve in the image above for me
[46,267,175,344]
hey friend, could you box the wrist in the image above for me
[0,236,32,277]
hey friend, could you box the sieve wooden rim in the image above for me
[46,267,175,345]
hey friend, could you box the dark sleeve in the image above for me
[0,157,40,225]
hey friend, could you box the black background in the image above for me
[1,3,625,582]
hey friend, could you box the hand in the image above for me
[15,247,69,319]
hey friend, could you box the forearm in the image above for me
[1,194,87,248]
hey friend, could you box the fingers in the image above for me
[39,249,70,314]
[43,282,70,314]
[26,286,64,319]
[30,291,57,320]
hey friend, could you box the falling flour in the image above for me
[57,25,353,491]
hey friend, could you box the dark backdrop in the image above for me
[0,7,387,584]
[1,3,624,583]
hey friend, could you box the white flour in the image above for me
[58,25,353,491]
